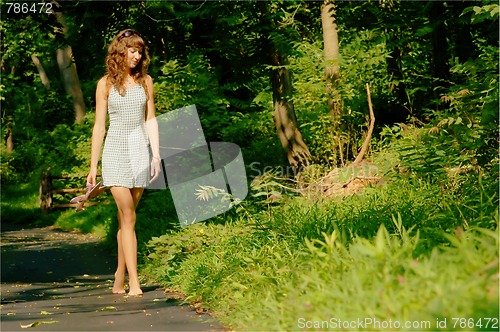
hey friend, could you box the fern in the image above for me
[195,185,227,201]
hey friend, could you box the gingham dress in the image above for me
[102,85,150,188]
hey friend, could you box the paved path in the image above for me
[0,224,225,331]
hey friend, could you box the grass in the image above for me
[141,172,499,331]
[0,175,114,239]
[53,204,114,238]
[1,180,55,227]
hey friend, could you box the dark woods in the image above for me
[1,0,498,181]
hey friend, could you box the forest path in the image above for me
[0,223,224,331]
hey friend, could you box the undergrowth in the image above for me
[140,117,499,330]
[2,121,498,331]
[142,170,499,331]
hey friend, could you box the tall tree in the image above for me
[321,0,342,123]
[53,2,86,124]
[31,55,51,90]
[259,2,311,168]
[270,47,311,168]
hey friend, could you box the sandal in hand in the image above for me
[70,181,106,211]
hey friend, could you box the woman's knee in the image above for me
[118,208,136,226]
[111,187,138,229]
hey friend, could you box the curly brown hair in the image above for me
[105,29,150,97]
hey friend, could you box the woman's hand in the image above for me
[150,157,161,183]
[86,168,98,186]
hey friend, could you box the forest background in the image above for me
[1,0,499,330]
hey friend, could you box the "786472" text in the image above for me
[5,2,53,14]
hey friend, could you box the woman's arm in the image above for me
[145,75,161,182]
[86,77,108,186]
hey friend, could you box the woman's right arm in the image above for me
[87,77,108,186]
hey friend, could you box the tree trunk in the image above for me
[54,3,85,124]
[2,64,16,153]
[271,49,311,168]
[39,168,53,214]
[321,0,342,123]
[258,2,311,169]
[5,126,14,154]
[31,54,51,90]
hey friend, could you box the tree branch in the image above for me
[352,83,375,165]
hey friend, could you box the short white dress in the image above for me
[102,85,150,188]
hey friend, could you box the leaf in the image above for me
[375,225,388,255]
[98,306,117,311]
[21,322,41,329]
[435,150,446,157]
[40,310,52,315]
[195,185,226,201]
[21,321,58,329]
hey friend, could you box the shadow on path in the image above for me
[1,224,225,332]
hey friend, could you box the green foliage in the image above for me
[270,226,498,331]
[376,3,499,191]
[0,181,52,225]
[54,204,114,239]
[380,124,498,235]
[0,10,86,182]
[2,118,93,183]
[438,39,499,169]
[288,40,344,165]
[5,0,497,178]
[462,3,499,24]
[1,2,498,329]
[154,53,232,141]
[340,29,393,107]
[142,170,498,330]
[288,31,393,165]
[1,143,16,181]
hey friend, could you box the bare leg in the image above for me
[112,212,126,294]
[110,186,144,295]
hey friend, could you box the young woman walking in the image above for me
[87,29,161,296]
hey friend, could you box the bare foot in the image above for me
[112,288,126,294]
[128,279,143,296]
[112,271,126,294]
[128,288,143,296]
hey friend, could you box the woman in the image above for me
[87,29,161,296]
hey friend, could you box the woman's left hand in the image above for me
[150,157,162,183]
